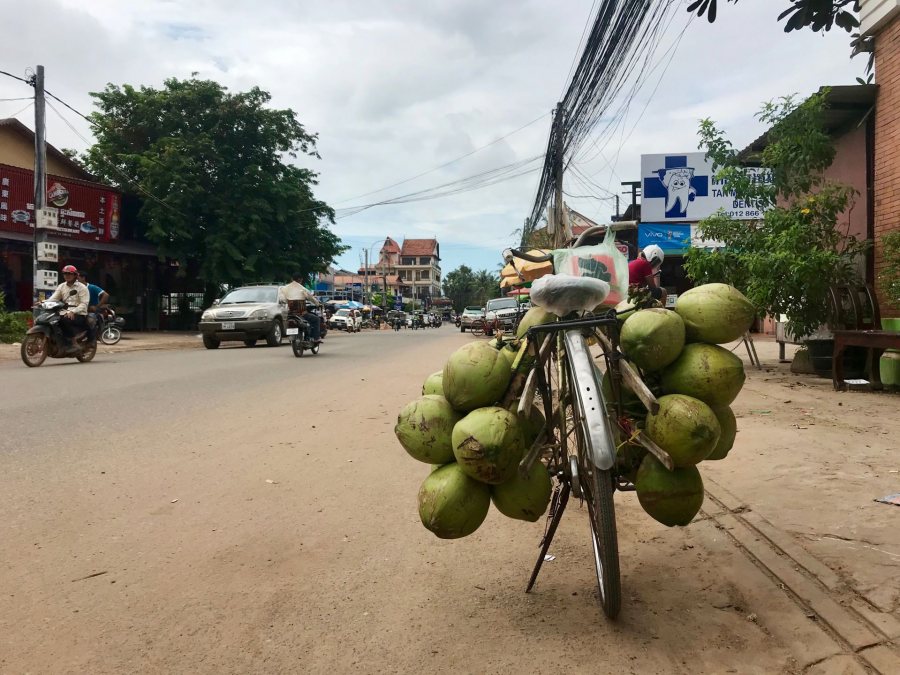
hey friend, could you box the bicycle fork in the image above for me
[526,477,570,593]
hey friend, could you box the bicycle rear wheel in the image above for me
[470,320,485,337]
[562,339,621,619]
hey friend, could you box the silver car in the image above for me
[459,306,484,332]
[199,285,288,349]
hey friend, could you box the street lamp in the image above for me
[364,239,386,310]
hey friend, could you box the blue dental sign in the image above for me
[638,223,691,254]
[641,152,772,222]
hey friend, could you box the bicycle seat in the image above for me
[530,274,610,317]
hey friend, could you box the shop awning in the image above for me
[0,230,158,256]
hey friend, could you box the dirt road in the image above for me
[0,328,896,674]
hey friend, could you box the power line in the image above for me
[333,111,550,205]
[0,68,32,85]
[7,101,32,118]
[45,98,189,219]
[0,96,31,102]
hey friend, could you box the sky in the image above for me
[0,0,866,279]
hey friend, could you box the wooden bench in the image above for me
[829,285,900,390]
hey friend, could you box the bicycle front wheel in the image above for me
[562,336,621,619]
[470,320,485,337]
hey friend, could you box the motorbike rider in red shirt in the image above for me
[627,244,667,305]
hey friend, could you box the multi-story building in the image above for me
[397,238,441,307]
[354,236,441,307]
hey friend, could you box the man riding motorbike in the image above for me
[48,264,91,348]
[77,271,109,344]
[278,273,323,342]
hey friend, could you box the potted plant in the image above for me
[877,231,900,388]
[684,90,871,377]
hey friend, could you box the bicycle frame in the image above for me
[526,316,620,471]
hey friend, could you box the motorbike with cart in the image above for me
[286,301,326,358]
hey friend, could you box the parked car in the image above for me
[329,308,362,332]
[459,306,484,332]
[484,297,525,335]
[199,284,288,349]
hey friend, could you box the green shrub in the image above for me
[0,291,30,343]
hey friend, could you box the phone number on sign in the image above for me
[723,209,764,219]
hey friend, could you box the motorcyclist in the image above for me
[77,271,109,344]
[628,244,667,304]
[278,273,323,341]
[48,264,90,348]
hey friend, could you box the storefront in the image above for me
[0,163,160,328]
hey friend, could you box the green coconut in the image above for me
[418,463,491,539]
[600,368,642,411]
[635,454,705,527]
[443,341,514,412]
[516,306,556,338]
[395,395,463,465]
[675,283,756,345]
[508,400,546,448]
[452,406,525,484]
[422,371,443,396]
[661,343,746,407]
[620,308,686,372]
[491,464,552,522]
[646,394,721,467]
[706,405,737,460]
[615,300,637,327]
[616,439,647,484]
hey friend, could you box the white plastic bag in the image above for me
[552,227,629,306]
[530,274,610,317]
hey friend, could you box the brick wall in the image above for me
[874,14,900,318]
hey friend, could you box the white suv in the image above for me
[329,308,362,332]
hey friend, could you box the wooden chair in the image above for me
[829,284,900,390]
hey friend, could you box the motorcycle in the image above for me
[97,307,126,345]
[21,296,97,367]
[455,315,461,328]
[287,308,326,358]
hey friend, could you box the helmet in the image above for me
[643,245,664,267]
[61,264,78,274]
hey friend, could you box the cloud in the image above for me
[0,0,865,277]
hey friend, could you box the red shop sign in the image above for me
[0,163,120,242]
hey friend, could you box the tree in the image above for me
[683,90,870,339]
[688,0,859,32]
[442,265,502,311]
[687,1,872,77]
[82,77,346,290]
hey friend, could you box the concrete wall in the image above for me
[0,127,88,180]
[874,15,900,317]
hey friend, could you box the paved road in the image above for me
[0,327,825,674]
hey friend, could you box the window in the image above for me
[419,257,431,265]
[418,270,430,280]
[401,257,415,265]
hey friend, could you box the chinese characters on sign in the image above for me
[0,163,120,241]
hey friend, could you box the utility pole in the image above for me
[363,248,369,304]
[32,65,48,305]
[550,102,567,248]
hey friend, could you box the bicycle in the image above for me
[503,225,670,620]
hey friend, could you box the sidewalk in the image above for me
[0,331,203,362]
[695,335,899,672]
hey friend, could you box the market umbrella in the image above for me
[338,300,364,309]
[506,287,530,296]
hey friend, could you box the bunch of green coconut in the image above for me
[613,283,755,527]
[394,308,557,539]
